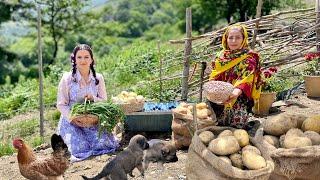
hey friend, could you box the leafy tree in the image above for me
[0,1,19,84]
[18,0,89,64]
[176,0,282,32]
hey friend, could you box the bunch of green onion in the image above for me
[71,100,125,137]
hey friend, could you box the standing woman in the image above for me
[208,25,262,129]
[56,44,118,162]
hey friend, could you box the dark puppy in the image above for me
[143,139,178,170]
[82,134,149,180]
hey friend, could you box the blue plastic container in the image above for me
[124,102,179,132]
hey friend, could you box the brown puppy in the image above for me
[82,134,149,180]
[143,139,178,170]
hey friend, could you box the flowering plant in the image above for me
[260,67,282,92]
[304,52,320,76]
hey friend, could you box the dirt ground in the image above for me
[0,93,319,180]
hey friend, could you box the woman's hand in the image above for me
[224,88,242,104]
[84,94,94,101]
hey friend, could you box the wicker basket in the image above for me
[70,114,99,128]
[119,102,144,114]
[203,81,234,104]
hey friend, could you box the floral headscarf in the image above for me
[222,24,249,50]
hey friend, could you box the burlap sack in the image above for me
[256,128,320,180]
[172,132,192,149]
[171,109,217,134]
[171,107,218,149]
[186,126,274,180]
[171,118,192,137]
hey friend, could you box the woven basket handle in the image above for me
[84,97,88,114]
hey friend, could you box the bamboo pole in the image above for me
[181,7,192,101]
[37,5,44,137]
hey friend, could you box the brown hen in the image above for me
[13,134,70,180]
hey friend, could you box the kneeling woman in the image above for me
[56,44,118,162]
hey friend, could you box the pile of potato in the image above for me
[172,102,216,149]
[262,114,320,149]
[111,91,145,104]
[199,129,267,170]
[174,102,214,120]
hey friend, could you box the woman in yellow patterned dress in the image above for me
[208,24,262,130]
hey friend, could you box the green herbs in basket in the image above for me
[71,100,125,137]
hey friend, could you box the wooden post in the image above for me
[199,62,207,102]
[251,0,263,49]
[157,40,163,101]
[37,5,44,137]
[181,7,192,101]
[316,0,320,51]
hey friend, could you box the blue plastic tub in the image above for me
[124,102,179,132]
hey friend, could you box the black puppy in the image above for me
[82,134,149,180]
[143,139,178,171]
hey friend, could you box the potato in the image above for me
[233,129,249,147]
[218,130,233,138]
[285,128,304,138]
[242,151,266,170]
[304,131,320,145]
[301,115,320,133]
[206,109,213,116]
[263,114,297,136]
[263,135,280,148]
[196,102,207,110]
[219,156,232,165]
[128,92,137,97]
[287,114,308,129]
[230,153,243,169]
[242,145,261,155]
[283,136,312,149]
[179,102,189,108]
[127,96,136,104]
[136,95,144,103]
[199,131,215,145]
[279,134,285,148]
[208,136,240,156]
[197,109,208,119]
[175,107,188,114]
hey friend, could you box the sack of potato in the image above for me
[259,114,320,180]
[171,102,217,149]
[111,91,145,114]
[186,126,274,180]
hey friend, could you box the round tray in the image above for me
[203,81,234,104]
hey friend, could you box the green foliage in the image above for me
[304,60,320,76]
[45,109,61,128]
[30,136,44,147]
[0,142,14,157]
[6,118,39,138]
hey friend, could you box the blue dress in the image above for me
[57,79,119,162]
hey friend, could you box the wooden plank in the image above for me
[37,5,44,137]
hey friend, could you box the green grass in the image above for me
[0,142,15,157]
[0,113,58,157]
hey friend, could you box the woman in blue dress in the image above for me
[56,44,118,162]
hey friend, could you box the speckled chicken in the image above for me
[13,134,70,180]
